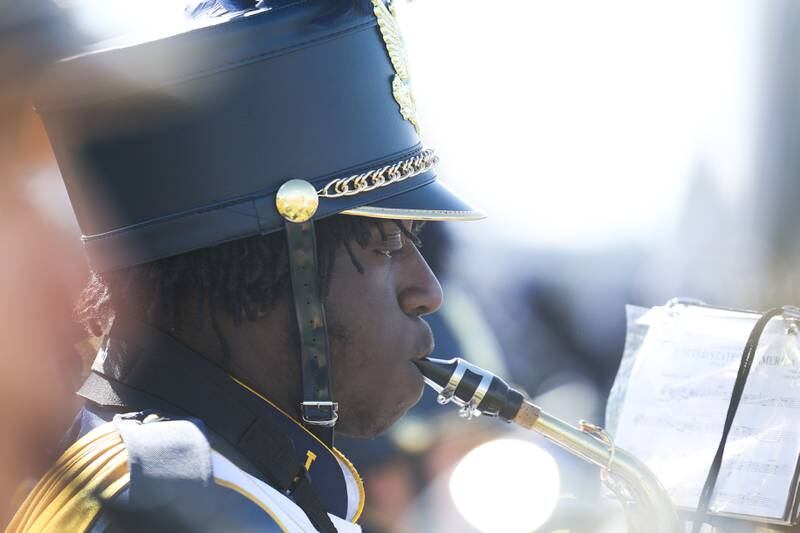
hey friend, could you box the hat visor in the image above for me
[340,179,485,222]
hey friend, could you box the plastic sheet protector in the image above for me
[607,304,800,524]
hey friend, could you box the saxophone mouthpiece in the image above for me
[414,357,525,422]
[412,358,457,389]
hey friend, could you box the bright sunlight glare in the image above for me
[449,439,561,533]
[401,0,758,250]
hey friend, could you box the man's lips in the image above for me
[412,333,435,361]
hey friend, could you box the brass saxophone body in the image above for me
[415,357,680,533]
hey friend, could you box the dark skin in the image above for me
[177,219,443,438]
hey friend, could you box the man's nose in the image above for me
[398,247,444,317]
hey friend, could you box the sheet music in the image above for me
[612,305,800,520]
[605,305,649,437]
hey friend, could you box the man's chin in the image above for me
[337,391,422,439]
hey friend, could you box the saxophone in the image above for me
[415,357,681,533]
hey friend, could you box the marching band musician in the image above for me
[5,0,485,531]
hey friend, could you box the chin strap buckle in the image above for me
[301,401,339,427]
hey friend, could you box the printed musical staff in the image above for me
[722,460,788,476]
[611,305,800,521]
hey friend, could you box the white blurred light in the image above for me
[533,374,602,424]
[389,415,436,453]
[399,0,758,250]
[66,0,190,43]
[449,439,560,533]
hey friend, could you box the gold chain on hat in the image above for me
[317,148,437,199]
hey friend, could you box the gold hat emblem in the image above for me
[372,0,420,134]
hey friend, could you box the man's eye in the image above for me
[374,232,403,259]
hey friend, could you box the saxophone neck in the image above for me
[415,357,682,533]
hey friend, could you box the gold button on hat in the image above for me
[276,179,320,223]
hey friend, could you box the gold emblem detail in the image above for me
[304,450,318,471]
[276,179,319,223]
[372,0,420,133]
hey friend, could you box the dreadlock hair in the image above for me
[76,215,422,338]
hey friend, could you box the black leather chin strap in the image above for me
[285,220,337,446]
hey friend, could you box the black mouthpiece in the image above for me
[413,357,525,421]
[413,358,457,388]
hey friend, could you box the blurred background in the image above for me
[3,0,800,531]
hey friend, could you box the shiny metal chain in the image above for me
[317,149,437,199]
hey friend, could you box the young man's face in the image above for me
[324,220,442,437]
[207,219,443,439]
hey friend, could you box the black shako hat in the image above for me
[37,0,483,273]
[38,0,484,447]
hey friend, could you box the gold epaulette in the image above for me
[5,423,130,533]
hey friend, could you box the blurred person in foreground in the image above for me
[6,0,485,531]
[0,4,87,526]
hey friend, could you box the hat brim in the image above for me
[340,179,485,222]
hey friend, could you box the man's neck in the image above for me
[144,309,303,425]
